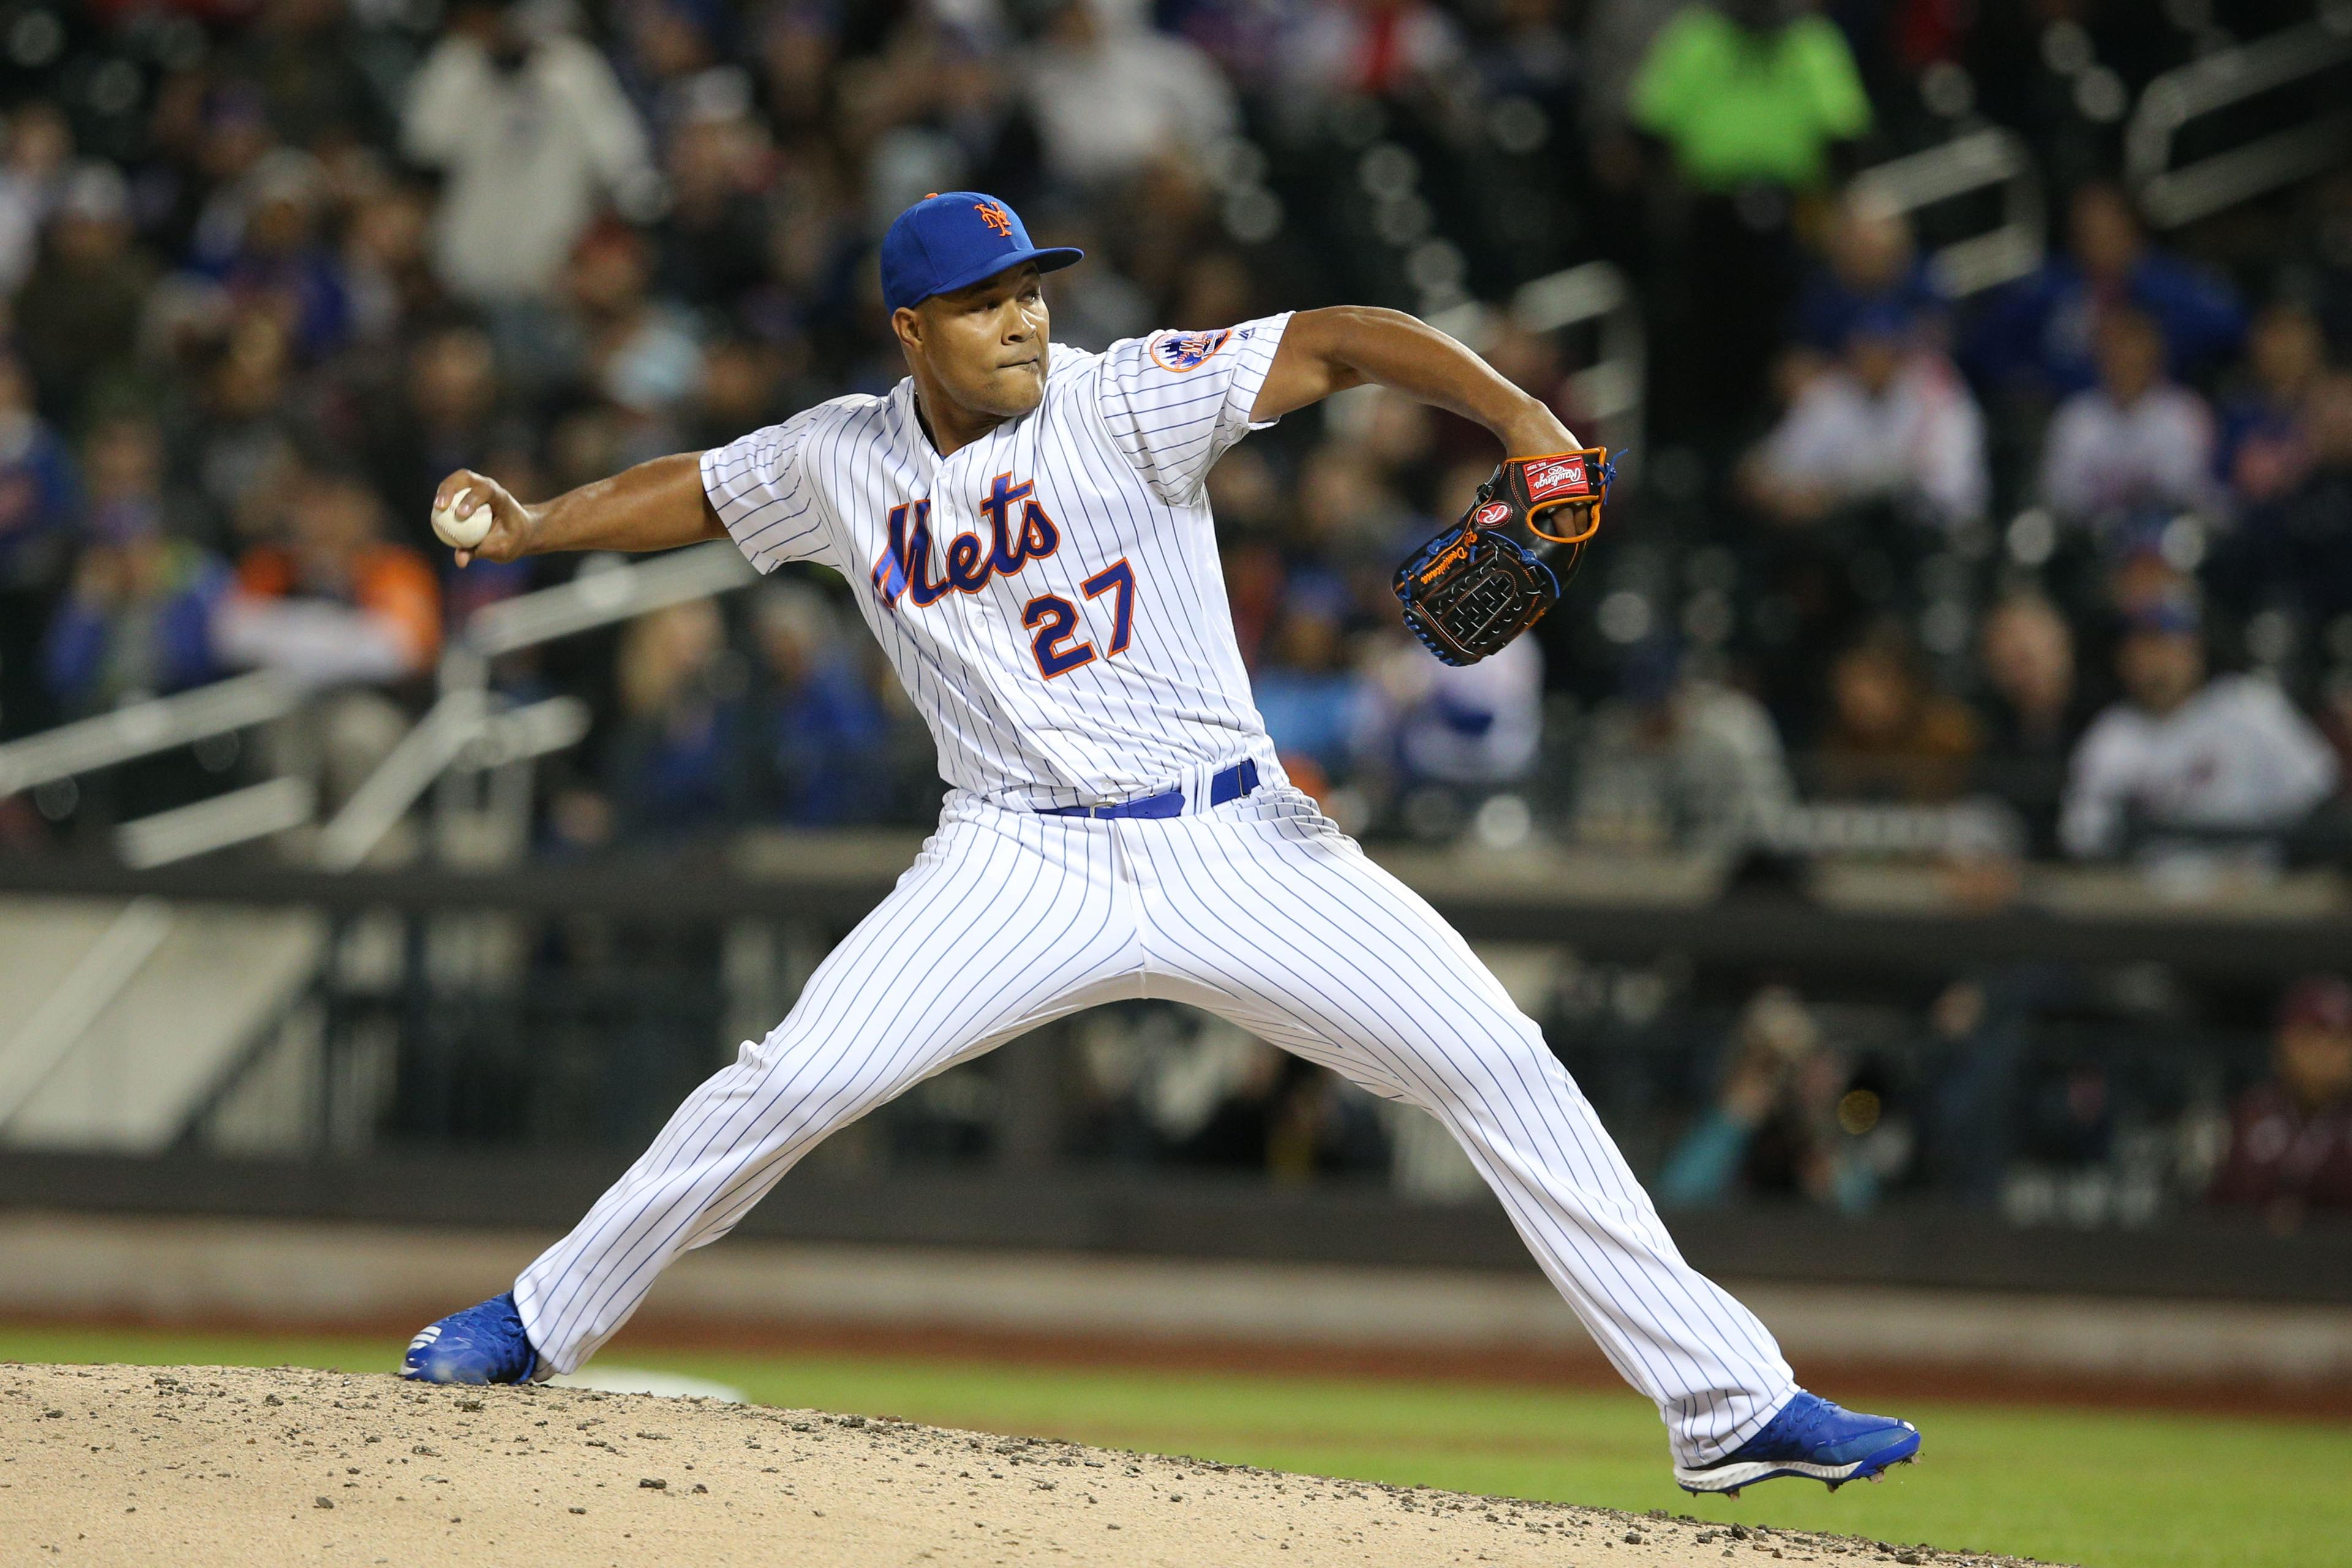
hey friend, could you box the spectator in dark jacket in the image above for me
[2212,976,2352,1224]
[1967,181,2245,402]
[750,581,890,827]
[212,149,353,364]
[0,348,80,586]
[2215,301,2328,520]
[1817,620,1982,803]
[13,162,152,429]
[604,597,748,842]
[2223,371,2352,630]
[0,348,80,739]
[1793,188,1947,356]
[1973,592,2089,855]
[653,97,772,311]
[366,322,502,546]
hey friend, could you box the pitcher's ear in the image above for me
[891,304,924,352]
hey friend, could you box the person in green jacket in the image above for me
[1628,0,1874,439]
[1633,0,1872,193]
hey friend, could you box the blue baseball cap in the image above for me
[880,191,1083,314]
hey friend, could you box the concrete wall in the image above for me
[9,1211,2352,1398]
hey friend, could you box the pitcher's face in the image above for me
[898,263,1051,420]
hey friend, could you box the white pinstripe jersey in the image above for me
[701,312,1294,810]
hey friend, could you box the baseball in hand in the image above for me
[431,488,493,551]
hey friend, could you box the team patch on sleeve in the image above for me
[1148,328,1232,372]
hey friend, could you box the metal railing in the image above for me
[1756,799,2022,861]
[440,542,755,690]
[315,692,589,871]
[1848,127,2045,297]
[0,670,303,799]
[0,695,589,1140]
[426,541,761,862]
[116,779,318,871]
[2128,4,2352,228]
[0,541,756,1136]
[0,541,756,861]
[0,899,175,1130]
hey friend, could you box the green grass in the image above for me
[5,1322,2345,1568]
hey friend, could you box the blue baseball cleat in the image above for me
[1675,1392,1920,1497]
[401,1291,543,1385]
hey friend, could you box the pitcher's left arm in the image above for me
[1253,305,1617,668]
[1252,305,1578,458]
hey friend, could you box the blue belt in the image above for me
[1042,759,1259,820]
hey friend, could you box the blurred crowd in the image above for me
[4,1,2352,1219]
[1627,967,2352,1232]
[848,956,2352,1232]
[1,0,2348,871]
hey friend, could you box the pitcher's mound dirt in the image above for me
[1,1363,2048,1566]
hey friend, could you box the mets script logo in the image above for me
[1523,454,1589,502]
[1150,328,1231,372]
[872,473,1062,609]
[975,201,1015,238]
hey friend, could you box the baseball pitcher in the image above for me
[401,190,1918,1498]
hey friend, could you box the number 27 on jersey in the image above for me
[1023,559,1134,680]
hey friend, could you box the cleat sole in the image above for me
[1674,1425,1921,1497]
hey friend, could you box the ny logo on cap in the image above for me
[975,201,1014,238]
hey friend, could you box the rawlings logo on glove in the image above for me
[1392,446,1614,666]
[1523,454,1590,503]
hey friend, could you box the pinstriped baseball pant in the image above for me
[513,780,1797,1464]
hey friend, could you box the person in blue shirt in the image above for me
[1793,189,1948,356]
[34,416,229,822]
[2213,300,2328,521]
[1965,181,2245,402]
[0,351,79,582]
[2215,370,2352,631]
[0,349,81,739]
[211,151,354,365]
[1250,572,1373,791]
[750,580,892,826]
[603,597,750,842]
[42,496,232,719]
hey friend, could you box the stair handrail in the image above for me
[2127,6,2352,228]
[1849,127,2045,298]
[0,671,302,799]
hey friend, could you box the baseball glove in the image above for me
[1393,447,1614,666]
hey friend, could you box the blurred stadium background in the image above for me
[2,0,2352,1562]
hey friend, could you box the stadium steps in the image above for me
[0,896,325,1153]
